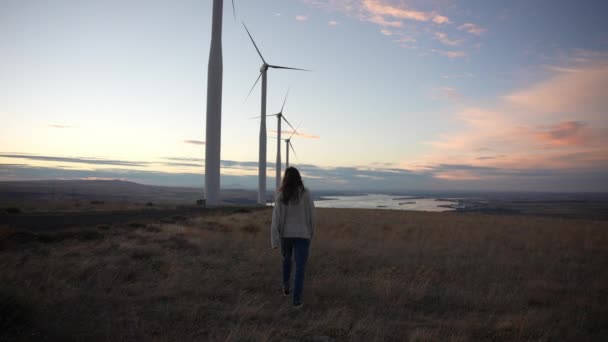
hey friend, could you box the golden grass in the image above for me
[1,208,607,341]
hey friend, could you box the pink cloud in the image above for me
[367,15,403,27]
[362,0,435,22]
[296,15,309,21]
[435,32,461,46]
[268,129,320,140]
[434,169,482,181]
[458,23,486,36]
[432,14,450,24]
[434,50,467,58]
[303,0,488,58]
[504,62,608,115]
[535,121,590,147]
[402,55,608,177]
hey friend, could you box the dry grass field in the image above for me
[1,207,607,341]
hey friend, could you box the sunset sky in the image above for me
[1,0,607,191]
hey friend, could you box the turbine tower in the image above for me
[205,1,235,207]
[243,23,308,204]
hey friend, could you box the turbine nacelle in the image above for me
[242,22,310,103]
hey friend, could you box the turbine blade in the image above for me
[280,88,289,113]
[269,65,310,71]
[244,72,262,103]
[289,121,302,139]
[242,22,266,64]
[249,113,279,119]
[282,116,297,133]
[232,0,236,21]
[289,142,297,159]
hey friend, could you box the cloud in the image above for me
[392,35,416,46]
[504,61,608,114]
[49,124,70,129]
[367,15,402,27]
[164,157,204,162]
[161,162,201,168]
[434,32,461,46]
[0,153,150,167]
[361,0,448,24]
[183,140,205,145]
[434,86,462,101]
[403,53,608,182]
[432,14,449,24]
[435,50,467,58]
[268,130,320,140]
[3,160,606,192]
[304,0,487,57]
[328,20,338,26]
[458,23,486,36]
[535,121,590,147]
[476,155,507,160]
[296,15,309,21]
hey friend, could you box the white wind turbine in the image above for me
[268,89,298,190]
[250,89,298,190]
[284,130,297,168]
[242,23,309,205]
[204,0,235,206]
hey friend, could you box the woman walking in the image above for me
[271,167,315,308]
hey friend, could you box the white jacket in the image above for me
[270,188,315,248]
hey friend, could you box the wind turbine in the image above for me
[250,89,298,190]
[268,89,298,190]
[204,0,235,207]
[285,130,297,168]
[242,23,309,205]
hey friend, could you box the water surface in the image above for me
[314,194,455,212]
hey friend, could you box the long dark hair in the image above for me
[279,167,305,205]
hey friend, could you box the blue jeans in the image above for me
[281,238,310,304]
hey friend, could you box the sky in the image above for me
[1,0,608,192]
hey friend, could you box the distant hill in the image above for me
[0,179,257,204]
